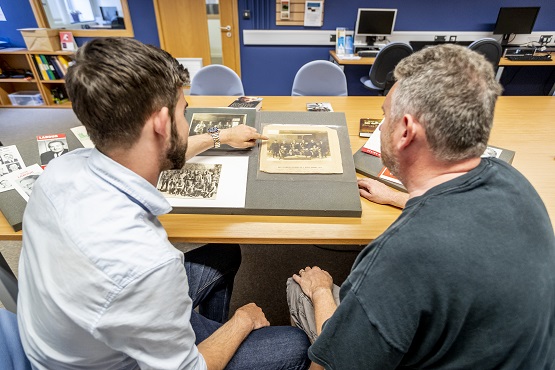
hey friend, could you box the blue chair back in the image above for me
[0,309,32,370]
[190,65,245,96]
[291,60,348,96]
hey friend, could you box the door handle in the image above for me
[220,25,231,31]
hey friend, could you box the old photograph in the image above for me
[260,124,343,174]
[157,163,222,200]
[189,113,247,136]
[36,134,69,166]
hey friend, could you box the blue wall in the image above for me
[2,0,553,95]
[238,0,555,95]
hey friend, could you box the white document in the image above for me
[5,164,43,201]
[0,6,6,22]
[0,145,26,192]
[304,1,323,27]
[70,126,95,148]
[160,156,249,209]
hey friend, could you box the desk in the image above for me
[329,50,555,67]
[1,96,554,244]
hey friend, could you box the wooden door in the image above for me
[153,0,241,76]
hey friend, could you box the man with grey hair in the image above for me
[289,44,555,369]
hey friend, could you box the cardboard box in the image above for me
[19,28,61,52]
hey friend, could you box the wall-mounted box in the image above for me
[8,91,44,106]
[18,28,61,52]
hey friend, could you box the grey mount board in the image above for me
[171,111,362,217]
[0,129,84,232]
[353,144,516,193]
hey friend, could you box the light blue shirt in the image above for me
[17,148,207,370]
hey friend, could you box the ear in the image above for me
[152,107,171,139]
[397,114,419,151]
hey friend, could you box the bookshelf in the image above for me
[0,49,74,108]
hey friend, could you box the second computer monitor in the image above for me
[493,7,540,46]
[354,8,397,45]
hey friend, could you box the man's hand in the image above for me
[220,125,268,149]
[292,266,333,301]
[233,303,270,331]
[358,178,408,209]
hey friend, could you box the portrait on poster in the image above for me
[189,113,247,136]
[157,163,222,200]
[260,124,343,174]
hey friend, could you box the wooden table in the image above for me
[329,50,555,67]
[1,96,554,244]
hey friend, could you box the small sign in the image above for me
[59,31,77,51]
[304,1,323,27]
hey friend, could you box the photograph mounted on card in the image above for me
[359,118,382,138]
[5,164,43,202]
[260,124,343,174]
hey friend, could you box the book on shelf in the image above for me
[228,96,263,110]
[359,118,382,138]
[306,102,333,112]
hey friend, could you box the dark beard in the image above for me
[161,120,188,171]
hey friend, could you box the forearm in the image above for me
[197,314,253,370]
[186,133,214,161]
[312,288,338,336]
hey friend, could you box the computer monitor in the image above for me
[492,7,540,46]
[354,8,397,45]
[100,6,118,22]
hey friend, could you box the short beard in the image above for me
[161,120,187,171]
[380,125,400,177]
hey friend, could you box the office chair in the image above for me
[468,38,502,71]
[0,253,32,370]
[190,65,245,96]
[291,60,348,96]
[360,42,413,96]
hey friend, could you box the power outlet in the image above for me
[330,34,336,42]
[242,10,251,20]
[434,35,446,42]
[539,35,553,45]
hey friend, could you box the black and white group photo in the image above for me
[157,163,222,199]
[189,113,247,136]
[266,131,331,160]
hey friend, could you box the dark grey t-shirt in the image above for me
[310,158,555,369]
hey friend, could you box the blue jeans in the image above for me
[185,244,311,370]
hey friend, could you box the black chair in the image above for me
[360,42,413,95]
[468,38,503,71]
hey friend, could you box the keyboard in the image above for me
[357,50,379,58]
[506,54,552,61]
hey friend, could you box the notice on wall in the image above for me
[0,6,6,21]
[304,1,323,27]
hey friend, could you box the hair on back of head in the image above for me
[65,38,188,151]
[391,44,503,162]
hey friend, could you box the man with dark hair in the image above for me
[18,38,310,370]
[288,44,555,369]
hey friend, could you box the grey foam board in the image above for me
[171,111,362,217]
[0,130,84,232]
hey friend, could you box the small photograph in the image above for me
[0,145,25,168]
[189,113,247,136]
[481,146,502,159]
[16,174,40,197]
[265,131,331,160]
[37,134,69,166]
[359,118,382,138]
[6,162,22,173]
[306,102,334,112]
[0,177,12,192]
[157,163,222,200]
[0,164,9,177]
